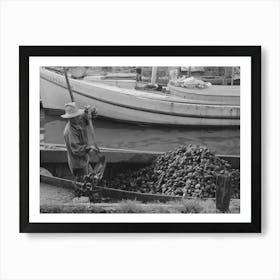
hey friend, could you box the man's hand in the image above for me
[86,144,100,153]
[84,106,98,120]
[91,107,98,119]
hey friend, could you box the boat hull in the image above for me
[40,144,240,196]
[83,76,136,89]
[168,84,240,106]
[41,174,181,203]
[40,69,240,126]
[40,143,240,168]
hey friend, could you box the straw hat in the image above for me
[61,102,84,119]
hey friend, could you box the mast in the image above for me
[231,67,234,86]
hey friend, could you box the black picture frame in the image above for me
[20,46,261,233]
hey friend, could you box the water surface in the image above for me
[41,110,240,155]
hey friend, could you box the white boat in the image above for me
[168,84,240,106]
[40,68,240,126]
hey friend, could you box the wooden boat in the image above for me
[40,143,240,178]
[41,143,162,164]
[40,144,240,203]
[168,84,240,106]
[40,68,240,126]
[41,174,181,203]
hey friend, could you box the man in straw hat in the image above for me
[61,102,99,182]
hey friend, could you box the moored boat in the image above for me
[40,68,240,126]
[40,144,240,203]
[40,143,240,178]
[168,84,240,106]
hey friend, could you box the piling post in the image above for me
[215,174,232,212]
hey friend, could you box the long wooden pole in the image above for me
[88,117,98,151]
[151,66,158,85]
[63,67,74,102]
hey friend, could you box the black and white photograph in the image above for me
[40,65,241,214]
[19,46,260,233]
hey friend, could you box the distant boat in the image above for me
[40,68,240,126]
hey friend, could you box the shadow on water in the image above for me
[41,109,240,155]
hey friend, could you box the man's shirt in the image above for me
[63,120,89,172]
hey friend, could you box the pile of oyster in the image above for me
[101,145,240,199]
